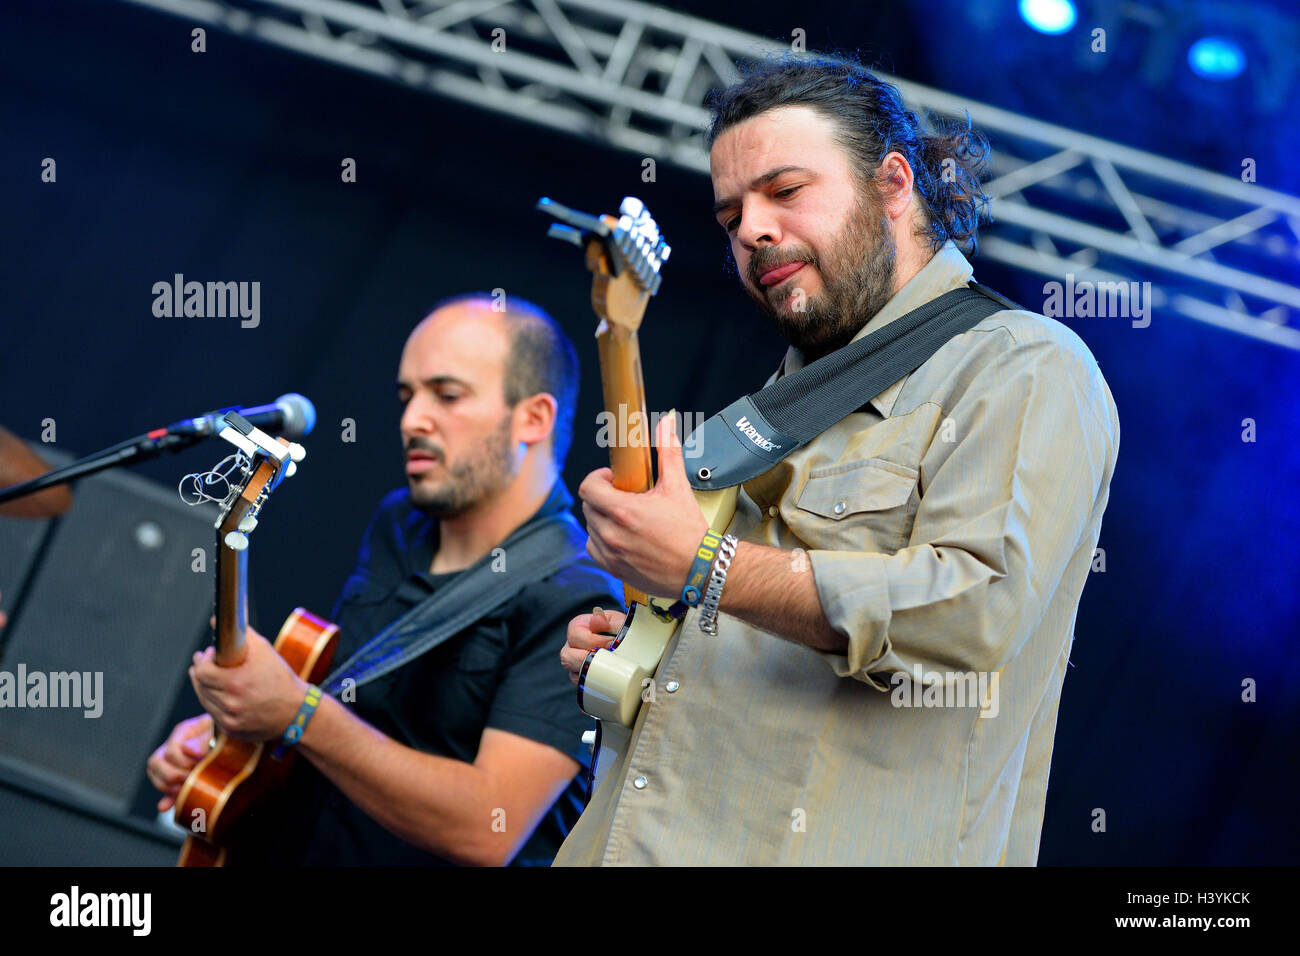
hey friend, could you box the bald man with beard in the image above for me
[148,294,621,866]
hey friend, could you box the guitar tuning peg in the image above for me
[286,443,306,463]
[660,243,672,263]
[619,196,645,220]
[238,515,258,533]
[284,461,297,478]
[224,530,249,552]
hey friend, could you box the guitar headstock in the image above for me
[537,196,671,332]
[179,411,306,554]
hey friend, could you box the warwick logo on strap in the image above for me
[735,415,783,453]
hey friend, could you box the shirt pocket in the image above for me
[456,619,509,676]
[790,457,919,553]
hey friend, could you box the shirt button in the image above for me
[665,680,680,693]
[767,505,779,518]
[632,775,648,790]
[833,501,846,515]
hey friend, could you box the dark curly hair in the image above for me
[707,53,991,255]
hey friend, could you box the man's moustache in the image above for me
[405,442,444,461]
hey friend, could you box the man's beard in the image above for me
[744,195,897,363]
[406,414,517,518]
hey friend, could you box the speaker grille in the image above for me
[0,453,215,814]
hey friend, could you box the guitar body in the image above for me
[578,486,738,728]
[175,608,338,867]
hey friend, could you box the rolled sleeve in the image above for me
[808,331,1118,687]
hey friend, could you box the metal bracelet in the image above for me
[696,534,737,636]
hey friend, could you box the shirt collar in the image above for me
[773,240,974,418]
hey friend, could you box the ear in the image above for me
[875,151,915,221]
[514,393,558,451]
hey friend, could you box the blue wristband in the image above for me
[681,530,723,606]
[270,683,323,760]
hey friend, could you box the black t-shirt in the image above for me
[232,480,622,866]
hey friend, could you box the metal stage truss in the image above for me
[118,0,1300,350]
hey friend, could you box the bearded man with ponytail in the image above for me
[555,54,1120,866]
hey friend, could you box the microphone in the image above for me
[164,393,317,440]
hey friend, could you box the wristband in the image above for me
[681,529,724,606]
[270,683,323,760]
[650,528,728,623]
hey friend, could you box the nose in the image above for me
[400,390,437,444]
[735,196,781,250]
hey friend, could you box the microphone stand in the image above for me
[0,426,222,664]
[0,428,211,507]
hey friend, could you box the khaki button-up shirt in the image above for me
[556,241,1120,865]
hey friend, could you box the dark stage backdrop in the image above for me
[1,0,1296,865]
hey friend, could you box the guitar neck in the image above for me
[596,320,653,607]
[210,460,275,667]
[214,542,248,666]
[596,321,653,493]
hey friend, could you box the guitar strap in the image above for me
[320,509,589,695]
[687,280,1022,491]
[321,283,1019,693]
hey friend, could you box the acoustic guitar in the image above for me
[538,196,738,793]
[171,411,339,866]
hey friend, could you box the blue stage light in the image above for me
[1188,37,1246,80]
[1019,0,1077,35]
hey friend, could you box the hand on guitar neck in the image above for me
[578,413,708,600]
[187,621,312,743]
[148,622,310,815]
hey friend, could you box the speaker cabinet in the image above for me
[0,445,214,824]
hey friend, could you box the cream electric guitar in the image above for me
[538,196,738,792]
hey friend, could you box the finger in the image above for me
[569,623,616,653]
[582,502,616,550]
[154,763,191,789]
[148,751,191,789]
[158,795,175,813]
[590,607,626,634]
[578,468,624,512]
[584,529,617,575]
[165,734,201,769]
[654,409,687,489]
[579,467,614,493]
[184,715,214,741]
[560,643,596,675]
